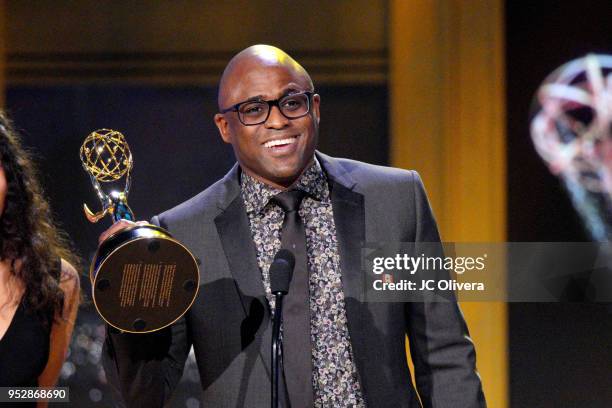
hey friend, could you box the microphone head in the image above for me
[274,249,295,269]
[270,249,295,295]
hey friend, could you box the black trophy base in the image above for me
[90,224,199,333]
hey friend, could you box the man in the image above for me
[102,44,486,407]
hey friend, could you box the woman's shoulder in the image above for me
[58,259,80,315]
[59,259,79,287]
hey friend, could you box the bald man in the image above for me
[102,45,486,408]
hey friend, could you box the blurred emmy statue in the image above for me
[531,55,612,302]
[531,54,612,241]
[81,129,199,333]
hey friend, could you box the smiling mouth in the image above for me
[263,136,298,148]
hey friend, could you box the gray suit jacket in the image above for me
[103,152,486,408]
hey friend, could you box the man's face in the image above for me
[215,63,320,187]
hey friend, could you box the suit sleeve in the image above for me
[404,171,486,408]
[102,215,193,407]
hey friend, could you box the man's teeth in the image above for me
[264,137,296,148]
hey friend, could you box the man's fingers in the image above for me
[98,219,146,244]
[98,220,132,244]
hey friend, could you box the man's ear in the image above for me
[214,113,232,144]
[311,94,321,125]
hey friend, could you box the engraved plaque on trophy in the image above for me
[81,129,199,333]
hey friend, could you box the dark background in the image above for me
[5,85,387,262]
[505,1,612,407]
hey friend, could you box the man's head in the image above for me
[214,45,320,188]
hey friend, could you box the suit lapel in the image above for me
[215,196,268,309]
[213,165,272,376]
[318,153,369,394]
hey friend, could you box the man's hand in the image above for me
[98,219,149,245]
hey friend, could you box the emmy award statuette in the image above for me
[81,129,200,333]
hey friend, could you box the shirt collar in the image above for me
[240,157,329,215]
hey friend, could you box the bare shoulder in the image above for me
[59,259,79,288]
[59,259,81,308]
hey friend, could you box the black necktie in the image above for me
[272,190,314,408]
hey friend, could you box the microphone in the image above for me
[270,249,294,295]
[270,249,295,408]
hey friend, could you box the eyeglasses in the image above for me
[219,91,314,126]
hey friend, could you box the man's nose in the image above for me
[264,105,290,129]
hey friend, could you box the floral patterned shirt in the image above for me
[240,158,365,407]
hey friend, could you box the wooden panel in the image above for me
[390,1,508,407]
[6,1,387,85]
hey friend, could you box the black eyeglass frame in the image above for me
[219,91,315,126]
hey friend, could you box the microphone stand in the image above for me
[271,293,284,408]
[269,249,294,408]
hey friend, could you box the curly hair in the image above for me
[0,112,78,327]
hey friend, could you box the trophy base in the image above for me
[90,224,199,333]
